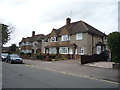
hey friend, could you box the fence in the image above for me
[81,50,109,64]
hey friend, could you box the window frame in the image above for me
[76,33,83,40]
[59,47,68,54]
[51,37,58,42]
[49,47,57,54]
[61,35,70,41]
[44,38,48,42]
[79,47,84,55]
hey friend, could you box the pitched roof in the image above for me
[54,20,107,37]
[19,34,45,44]
[44,33,50,38]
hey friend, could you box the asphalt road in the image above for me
[2,62,119,88]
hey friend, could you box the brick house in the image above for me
[19,31,45,57]
[42,18,107,59]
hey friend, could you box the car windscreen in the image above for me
[1,53,8,58]
[10,55,20,58]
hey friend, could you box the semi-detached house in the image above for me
[19,31,45,55]
[42,18,107,59]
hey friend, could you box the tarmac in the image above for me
[24,59,119,84]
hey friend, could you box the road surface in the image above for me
[2,62,119,88]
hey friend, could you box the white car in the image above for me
[1,53,8,61]
[6,54,23,64]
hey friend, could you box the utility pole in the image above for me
[0,24,2,53]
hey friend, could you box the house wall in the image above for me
[21,45,32,50]
[86,33,103,55]
[92,35,103,54]
[41,32,104,60]
[86,33,93,55]
[50,30,57,37]
[70,33,88,55]
[41,38,51,53]
[32,41,38,50]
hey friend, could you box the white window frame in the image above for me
[43,48,45,53]
[59,47,68,54]
[61,35,70,41]
[69,48,73,54]
[49,47,57,54]
[79,47,84,55]
[76,33,83,40]
[21,42,25,46]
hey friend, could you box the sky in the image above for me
[0,0,119,47]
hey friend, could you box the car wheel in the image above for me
[5,60,8,63]
[9,61,12,64]
[21,61,23,64]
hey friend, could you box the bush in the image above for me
[107,32,120,63]
[37,54,42,59]
[27,53,32,57]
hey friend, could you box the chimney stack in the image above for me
[32,31,35,36]
[66,17,71,26]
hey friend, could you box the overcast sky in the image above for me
[0,0,119,47]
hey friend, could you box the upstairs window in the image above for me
[44,38,48,42]
[61,35,70,41]
[51,37,58,42]
[76,33,83,40]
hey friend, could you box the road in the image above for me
[2,62,119,88]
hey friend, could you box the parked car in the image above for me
[6,54,23,64]
[1,53,8,61]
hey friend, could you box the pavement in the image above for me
[24,59,119,84]
[84,61,115,68]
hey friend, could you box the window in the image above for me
[59,47,68,54]
[43,48,45,53]
[51,37,58,42]
[79,47,84,55]
[49,47,57,54]
[69,48,73,54]
[76,33,83,40]
[61,35,70,41]
[96,46,101,54]
[103,37,107,41]
[44,38,48,42]
[33,42,37,46]
[75,49,77,54]
[20,42,25,46]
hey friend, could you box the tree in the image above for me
[107,32,120,63]
[9,44,19,54]
[0,23,12,45]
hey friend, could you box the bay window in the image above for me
[59,47,68,54]
[49,47,57,54]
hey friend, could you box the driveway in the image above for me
[24,59,119,84]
